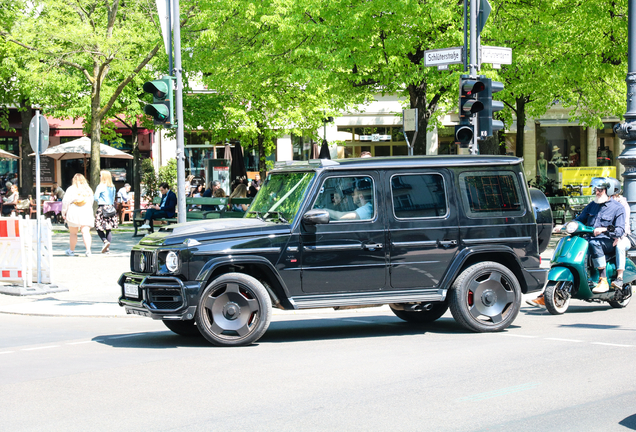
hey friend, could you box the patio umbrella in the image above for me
[224,143,232,161]
[311,143,319,159]
[319,139,331,159]
[33,136,133,176]
[230,142,247,184]
[0,149,19,159]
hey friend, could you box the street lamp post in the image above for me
[616,0,636,232]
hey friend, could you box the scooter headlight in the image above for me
[565,221,579,234]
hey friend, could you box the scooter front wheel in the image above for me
[544,281,571,315]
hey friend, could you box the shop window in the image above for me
[392,145,408,156]
[536,126,582,182]
[392,128,405,142]
[292,134,314,161]
[0,137,19,183]
[375,146,391,157]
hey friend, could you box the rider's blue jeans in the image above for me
[589,237,614,268]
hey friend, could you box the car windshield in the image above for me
[246,171,315,223]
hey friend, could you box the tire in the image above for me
[162,319,201,337]
[449,261,522,332]
[544,281,571,315]
[390,302,448,323]
[196,273,272,346]
[609,290,632,309]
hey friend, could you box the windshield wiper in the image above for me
[247,211,265,221]
[264,211,288,223]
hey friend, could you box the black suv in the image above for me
[118,156,552,346]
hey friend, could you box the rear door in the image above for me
[386,169,459,289]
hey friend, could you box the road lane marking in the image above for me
[457,382,540,402]
[592,342,633,348]
[21,345,60,351]
[545,338,583,343]
[0,351,15,354]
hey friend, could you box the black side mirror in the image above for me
[302,209,330,225]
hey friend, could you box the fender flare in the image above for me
[440,245,529,292]
[196,255,291,300]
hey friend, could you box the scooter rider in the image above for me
[574,177,626,293]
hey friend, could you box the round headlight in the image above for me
[565,221,579,234]
[166,251,179,272]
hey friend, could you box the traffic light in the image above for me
[143,76,176,128]
[459,75,486,120]
[477,78,504,140]
[455,119,474,148]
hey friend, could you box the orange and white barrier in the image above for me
[0,216,53,287]
[0,218,32,287]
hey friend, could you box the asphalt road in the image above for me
[2,303,636,431]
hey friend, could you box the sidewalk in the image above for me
[0,225,558,318]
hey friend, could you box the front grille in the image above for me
[131,251,155,273]
[148,288,184,310]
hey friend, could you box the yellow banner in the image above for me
[559,167,616,194]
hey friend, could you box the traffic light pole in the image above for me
[616,0,636,234]
[172,0,187,223]
[469,0,479,154]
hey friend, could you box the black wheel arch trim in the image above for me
[440,245,537,295]
[196,255,291,306]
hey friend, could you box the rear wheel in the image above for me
[544,281,571,315]
[449,261,522,332]
[609,287,632,308]
[196,273,272,346]
[390,302,448,323]
[162,319,201,337]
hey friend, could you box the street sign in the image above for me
[28,114,50,154]
[478,0,492,34]
[424,47,463,68]
[481,46,513,67]
[403,109,418,132]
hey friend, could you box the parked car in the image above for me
[118,156,551,346]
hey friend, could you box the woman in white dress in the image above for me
[62,173,95,257]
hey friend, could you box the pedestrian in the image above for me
[229,183,249,212]
[185,175,194,196]
[248,173,261,197]
[94,170,118,254]
[139,182,177,233]
[213,187,227,211]
[61,173,94,257]
[52,182,65,201]
[360,151,372,158]
[116,183,131,223]
[1,184,19,216]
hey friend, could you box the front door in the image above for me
[300,173,387,293]
[386,169,459,289]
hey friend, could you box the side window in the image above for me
[311,176,375,221]
[392,173,447,219]
[459,171,524,217]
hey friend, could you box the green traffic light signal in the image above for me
[142,76,176,128]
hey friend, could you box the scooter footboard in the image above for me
[548,267,575,283]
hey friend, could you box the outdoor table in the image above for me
[43,201,63,215]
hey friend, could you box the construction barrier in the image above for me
[0,216,53,287]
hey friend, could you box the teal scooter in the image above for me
[545,220,634,314]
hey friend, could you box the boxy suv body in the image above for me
[118,156,551,346]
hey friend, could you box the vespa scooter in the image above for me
[544,220,634,314]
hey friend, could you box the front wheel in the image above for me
[196,273,272,346]
[449,261,522,332]
[544,281,571,315]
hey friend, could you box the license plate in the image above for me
[124,282,139,298]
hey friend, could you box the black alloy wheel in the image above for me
[449,261,522,332]
[196,273,272,346]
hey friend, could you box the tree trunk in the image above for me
[407,82,429,155]
[19,101,33,197]
[515,97,525,159]
[257,134,267,179]
[132,125,141,213]
[90,78,102,189]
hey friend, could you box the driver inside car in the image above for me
[325,178,374,221]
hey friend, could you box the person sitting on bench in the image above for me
[139,183,177,233]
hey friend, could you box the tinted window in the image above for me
[459,171,524,217]
[312,176,375,221]
[391,174,447,219]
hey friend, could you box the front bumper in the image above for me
[118,272,202,320]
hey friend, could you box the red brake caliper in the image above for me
[468,290,474,306]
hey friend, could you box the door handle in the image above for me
[364,243,383,250]
[438,240,457,248]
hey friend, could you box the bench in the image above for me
[185,197,253,221]
[132,197,178,236]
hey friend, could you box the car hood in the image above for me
[138,218,291,246]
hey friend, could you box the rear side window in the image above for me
[459,171,524,217]
[391,173,447,219]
